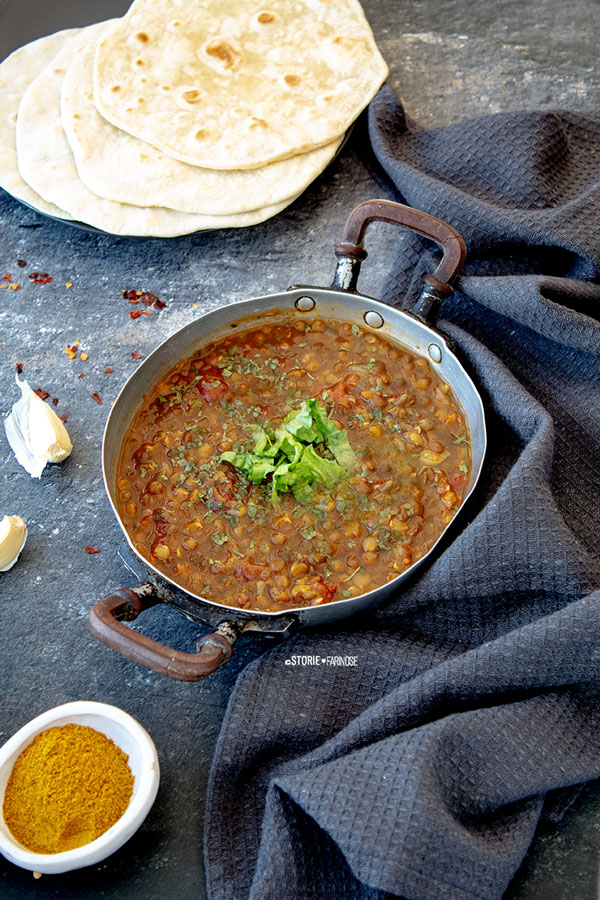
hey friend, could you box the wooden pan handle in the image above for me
[88,586,239,682]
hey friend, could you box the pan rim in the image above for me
[102,285,486,621]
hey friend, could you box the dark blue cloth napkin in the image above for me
[204,88,600,900]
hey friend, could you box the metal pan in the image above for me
[89,200,486,680]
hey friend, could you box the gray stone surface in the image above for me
[0,1,598,898]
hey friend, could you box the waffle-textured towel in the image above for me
[204,88,600,900]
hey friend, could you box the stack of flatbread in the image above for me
[0,1,388,237]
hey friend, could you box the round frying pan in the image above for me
[89,200,486,680]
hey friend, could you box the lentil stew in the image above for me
[115,317,471,612]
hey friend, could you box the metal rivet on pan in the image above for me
[295,296,316,311]
[363,310,384,328]
[428,343,443,363]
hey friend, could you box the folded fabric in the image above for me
[204,89,600,900]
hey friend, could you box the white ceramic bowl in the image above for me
[0,700,160,874]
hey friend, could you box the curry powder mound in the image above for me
[3,723,134,854]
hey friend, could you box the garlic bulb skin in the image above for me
[0,515,27,572]
[4,376,72,478]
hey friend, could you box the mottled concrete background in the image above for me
[0,1,598,898]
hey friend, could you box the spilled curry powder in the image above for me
[3,724,134,853]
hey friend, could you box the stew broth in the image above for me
[116,317,471,611]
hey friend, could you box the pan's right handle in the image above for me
[88,584,242,682]
[332,199,466,322]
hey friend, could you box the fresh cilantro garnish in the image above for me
[221,399,356,505]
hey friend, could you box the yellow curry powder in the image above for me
[3,723,134,854]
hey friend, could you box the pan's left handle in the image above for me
[88,583,243,681]
[332,199,466,322]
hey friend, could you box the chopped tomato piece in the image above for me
[322,380,356,408]
[314,579,338,604]
[197,364,227,402]
[207,470,238,511]
[235,557,263,581]
[450,473,467,491]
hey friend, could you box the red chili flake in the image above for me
[59,413,68,423]
[129,310,141,320]
[52,397,59,406]
[104,367,113,373]
[122,289,164,311]
[131,352,142,359]
[15,363,23,374]
[2,274,12,282]
[29,272,52,285]
[141,310,152,317]
[84,546,101,555]
[91,392,102,404]
[78,373,85,378]
[33,388,51,400]
[17,259,26,268]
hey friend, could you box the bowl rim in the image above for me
[0,700,160,873]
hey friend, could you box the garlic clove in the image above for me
[0,515,27,571]
[4,376,72,478]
